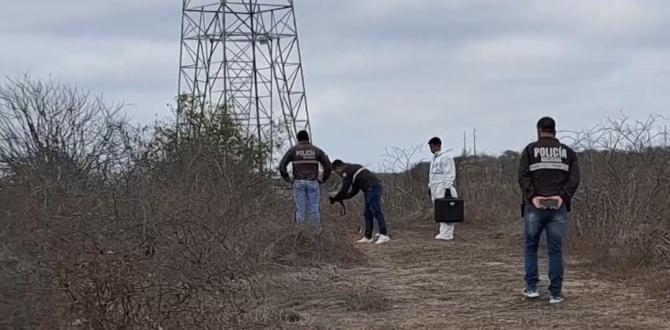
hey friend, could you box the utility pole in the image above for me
[462,131,468,157]
[472,128,477,156]
[664,125,668,148]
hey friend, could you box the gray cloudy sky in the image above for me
[1,1,669,168]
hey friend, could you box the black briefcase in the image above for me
[434,198,465,223]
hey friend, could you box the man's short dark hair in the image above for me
[297,130,310,142]
[332,159,344,168]
[428,137,442,146]
[537,117,556,133]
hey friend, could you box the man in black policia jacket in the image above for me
[279,130,332,229]
[518,117,580,304]
[329,160,390,244]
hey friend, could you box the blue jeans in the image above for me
[524,205,568,296]
[363,183,388,239]
[293,180,320,228]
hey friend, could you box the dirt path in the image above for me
[284,222,670,329]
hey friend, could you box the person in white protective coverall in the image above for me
[428,137,458,240]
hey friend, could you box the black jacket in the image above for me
[278,141,331,183]
[518,137,580,211]
[331,164,382,202]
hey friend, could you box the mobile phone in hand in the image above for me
[539,199,559,209]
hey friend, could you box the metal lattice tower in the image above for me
[177,0,311,162]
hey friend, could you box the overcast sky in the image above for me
[1,1,669,168]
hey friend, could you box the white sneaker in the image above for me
[356,237,374,243]
[375,234,390,244]
[522,288,540,298]
[435,233,453,240]
[549,294,565,304]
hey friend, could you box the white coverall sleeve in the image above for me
[431,154,457,199]
[427,159,433,189]
[442,155,456,188]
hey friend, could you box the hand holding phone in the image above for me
[532,196,563,210]
[539,199,559,209]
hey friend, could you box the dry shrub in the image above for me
[455,151,521,225]
[0,77,365,329]
[263,226,366,267]
[454,116,670,280]
[377,150,521,227]
[377,145,521,226]
[1,143,366,329]
[376,115,669,296]
[554,116,668,270]
[0,150,275,328]
[378,145,431,220]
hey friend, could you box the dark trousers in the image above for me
[524,205,568,296]
[363,183,388,239]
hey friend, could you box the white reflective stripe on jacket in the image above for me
[428,150,458,201]
[352,167,366,185]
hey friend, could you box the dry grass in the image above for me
[1,77,668,327]
[378,117,670,299]
[0,146,368,329]
[0,77,365,329]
